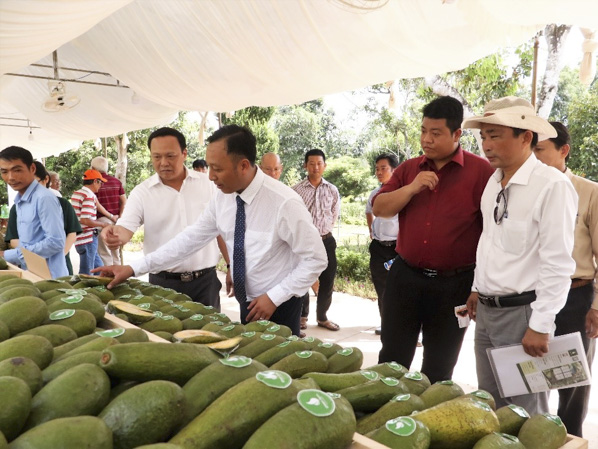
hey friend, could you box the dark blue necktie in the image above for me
[233,195,247,304]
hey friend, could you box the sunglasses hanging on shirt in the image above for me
[493,187,508,224]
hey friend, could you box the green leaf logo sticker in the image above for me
[337,348,353,356]
[295,350,312,359]
[180,307,190,312]
[94,286,107,292]
[204,305,215,310]
[472,400,492,412]
[499,433,520,443]
[471,390,491,400]
[161,315,174,321]
[119,294,132,299]
[153,311,163,318]
[392,394,411,402]
[267,324,281,332]
[222,325,235,332]
[231,321,241,325]
[257,320,270,326]
[326,392,341,399]
[318,342,333,348]
[277,341,291,348]
[241,331,256,337]
[132,294,144,300]
[138,303,152,310]
[215,313,227,318]
[301,336,314,343]
[438,380,454,385]
[386,361,405,371]
[256,370,292,389]
[386,416,417,437]
[211,321,224,326]
[49,309,75,320]
[287,335,299,341]
[381,377,400,386]
[190,314,204,321]
[297,389,336,417]
[96,328,125,338]
[58,288,87,296]
[162,298,173,304]
[404,371,423,381]
[220,355,252,368]
[260,334,276,341]
[60,295,83,304]
[361,370,380,381]
[508,404,530,418]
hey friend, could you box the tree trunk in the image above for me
[114,134,128,188]
[424,75,474,118]
[536,24,572,118]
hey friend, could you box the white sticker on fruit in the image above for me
[386,362,405,371]
[190,314,204,321]
[180,307,190,312]
[220,355,252,368]
[257,320,270,326]
[138,303,152,310]
[287,336,299,341]
[261,334,276,341]
[207,315,220,321]
[161,315,174,321]
[277,341,291,348]
[153,311,163,318]
[302,336,314,343]
[204,305,214,310]
[60,295,83,304]
[392,394,411,402]
[337,348,353,356]
[361,370,380,381]
[256,370,292,389]
[241,331,256,337]
[545,413,563,426]
[386,416,417,437]
[471,390,491,400]
[319,342,333,348]
[222,325,235,331]
[295,350,312,359]
[404,372,423,381]
[215,313,227,318]
[507,404,530,418]
[211,321,224,326]
[297,389,336,417]
[326,392,341,399]
[96,328,125,338]
[267,324,281,332]
[381,377,399,386]
[49,309,75,320]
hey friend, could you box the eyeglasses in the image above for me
[493,187,508,224]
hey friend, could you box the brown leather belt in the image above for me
[571,278,593,289]
[321,232,332,240]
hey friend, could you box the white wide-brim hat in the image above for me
[462,96,557,142]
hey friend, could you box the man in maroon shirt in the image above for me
[372,96,494,383]
[91,156,126,265]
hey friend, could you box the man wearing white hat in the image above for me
[464,96,578,414]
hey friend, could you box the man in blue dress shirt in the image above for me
[0,146,67,278]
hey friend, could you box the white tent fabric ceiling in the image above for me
[0,0,597,158]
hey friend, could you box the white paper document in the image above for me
[487,332,591,398]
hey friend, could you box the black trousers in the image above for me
[554,282,595,437]
[149,269,222,310]
[240,295,303,336]
[369,239,397,315]
[378,255,474,384]
[302,235,336,322]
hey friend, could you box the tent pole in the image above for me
[531,36,540,108]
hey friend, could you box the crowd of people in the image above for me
[0,93,595,437]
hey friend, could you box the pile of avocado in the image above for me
[0,274,570,449]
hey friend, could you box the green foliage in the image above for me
[324,156,377,201]
[567,83,598,181]
[339,199,368,226]
[336,245,371,283]
[222,106,279,158]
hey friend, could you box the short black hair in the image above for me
[192,159,208,169]
[512,128,539,148]
[83,179,94,186]
[548,121,571,163]
[304,149,326,164]
[207,125,257,165]
[0,146,34,167]
[33,161,49,183]
[375,153,399,169]
[422,96,463,133]
[147,127,186,152]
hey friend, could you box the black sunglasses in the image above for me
[494,188,508,224]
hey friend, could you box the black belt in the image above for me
[154,266,216,282]
[376,240,396,247]
[571,278,592,289]
[478,290,536,308]
[398,254,475,278]
[321,232,332,240]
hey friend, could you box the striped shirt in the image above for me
[96,173,125,217]
[292,178,340,235]
[71,186,97,246]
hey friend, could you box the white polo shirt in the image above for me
[474,153,578,334]
[117,168,220,273]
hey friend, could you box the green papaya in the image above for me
[366,361,409,379]
[366,416,431,449]
[303,369,380,392]
[0,376,31,441]
[270,350,329,378]
[0,296,47,335]
[356,393,425,435]
[17,324,78,347]
[326,347,363,373]
[42,351,103,384]
[337,376,410,413]
[235,333,286,358]
[0,335,53,369]
[44,309,97,337]
[254,340,308,366]
[0,356,43,395]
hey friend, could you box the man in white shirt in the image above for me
[95,125,327,335]
[533,121,597,437]
[260,152,283,181]
[464,97,578,415]
[100,127,228,309]
[365,153,399,335]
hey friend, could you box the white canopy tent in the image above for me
[1,0,597,158]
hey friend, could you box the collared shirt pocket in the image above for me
[500,219,527,256]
